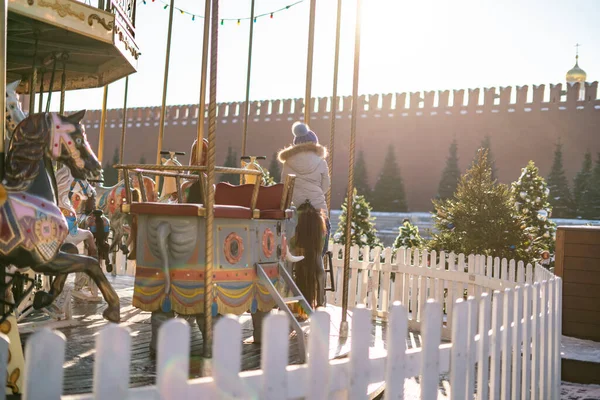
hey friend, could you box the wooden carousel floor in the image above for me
[18,275,395,396]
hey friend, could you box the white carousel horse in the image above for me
[56,165,101,301]
[158,151,185,202]
[5,80,26,139]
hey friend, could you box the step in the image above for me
[561,335,600,385]
[283,296,304,303]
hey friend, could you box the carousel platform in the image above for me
[17,275,392,397]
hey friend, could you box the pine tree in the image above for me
[333,188,381,248]
[393,220,423,250]
[582,153,600,220]
[220,145,240,185]
[139,154,147,164]
[511,161,556,260]
[371,146,407,212]
[546,141,574,218]
[268,152,281,184]
[573,151,593,218]
[480,135,498,181]
[437,139,461,200]
[103,148,119,186]
[430,149,530,262]
[354,150,371,199]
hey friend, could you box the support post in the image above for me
[45,54,57,113]
[59,55,67,115]
[97,85,109,164]
[203,0,219,359]
[0,0,6,315]
[340,0,363,338]
[195,0,211,168]
[156,0,175,166]
[28,38,38,115]
[304,0,316,123]
[118,76,129,181]
[241,0,255,157]
[326,0,343,215]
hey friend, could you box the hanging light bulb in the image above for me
[220,19,224,25]
[253,17,257,23]
[192,15,195,21]
[270,13,273,19]
[237,19,241,25]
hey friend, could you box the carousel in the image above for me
[1,0,384,397]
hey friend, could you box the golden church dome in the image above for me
[566,55,587,83]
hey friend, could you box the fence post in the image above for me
[511,286,523,400]
[466,296,477,396]
[261,312,289,400]
[450,299,468,399]
[521,284,532,400]
[348,305,371,400]
[23,329,65,400]
[157,319,190,399]
[477,293,492,400]
[306,310,331,400]
[501,288,514,400]
[531,282,540,400]
[420,300,442,400]
[384,302,407,400]
[213,315,244,398]
[93,324,131,400]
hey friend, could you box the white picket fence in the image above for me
[327,244,555,339]
[9,245,561,399]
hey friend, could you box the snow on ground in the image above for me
[561,335,600,363]
[562,382,600,400]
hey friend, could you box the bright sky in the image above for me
[55,0,600,111]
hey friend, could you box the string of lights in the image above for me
[140,0,306,23]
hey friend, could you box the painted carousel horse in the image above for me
[56,165,101,299]
[290,200,327,314]
[240,155,276,186]
[70,174,154,269]
[0,111,120,322]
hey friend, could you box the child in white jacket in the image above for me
[278,122,331,254]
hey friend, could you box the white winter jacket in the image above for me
[278,143,330,214]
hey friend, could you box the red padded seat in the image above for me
[255,183,290,219]
[214,182,254,207]
[213,205,252,219]
[129,203,205,217]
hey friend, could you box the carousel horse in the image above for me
[70,174,153,268]
[56,165,101,298]
[0,111,120,323]
[290,200,327,312]
[5,80,26,140]
[158,150,186,202]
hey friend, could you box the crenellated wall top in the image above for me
[82,81,600,123]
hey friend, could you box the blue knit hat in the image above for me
[292,122,318,145]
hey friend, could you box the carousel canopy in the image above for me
[7,0,140,93]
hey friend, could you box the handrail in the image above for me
[114,164,262,175]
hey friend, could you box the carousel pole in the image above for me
[59,54,67,114]
[156,0,175,167]
[203,0,219,359]
[28,38,38,116]
[340,0,363,338]
[241,0,255,157]
[325,0,343,215]
[195,0,211,166]
[118,76,129,181]
[0,0,6,312]
[97,85,108,164]
[45,55,57,113]
[304,0,316,123]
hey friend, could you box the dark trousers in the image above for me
[323,216,331,257]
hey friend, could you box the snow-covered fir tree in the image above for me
[512,160,556,260]
[479,135,498,181]
[582,153,600,220]
[333,188,381,248]
[220,145,240,185]
[430,149,530,262]
[393,220,423,250]
[546,141,574,218]
[573,151,593,218]
[437,139,461,200]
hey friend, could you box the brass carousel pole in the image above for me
[59,54,67,114]
[28,38,38,115]
[203,0,219,359]
[0,0,5,310]
[118,76,129,181]
[325,0,343,215]
[0,0,7,181]
[156,0,176,166]
[304,0,316,123]
[340,0,363,338]
[195,0,211,166]
[241,0,255,157]
[97,85,109,164]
